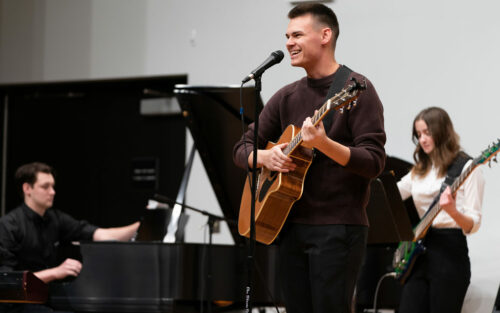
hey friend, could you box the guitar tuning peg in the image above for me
[347,104,352,110]
[352,100,357,107]
[339,107,344,114]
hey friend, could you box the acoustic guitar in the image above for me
[238,78,366,245]
[393,140,499,283]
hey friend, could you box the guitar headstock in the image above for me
[347,77,367,93]
[328,77,367,114]
[476,139,500,166]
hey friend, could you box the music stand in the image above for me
[366,171,413,244]
[135,208,171,241]
[357,171,414,312]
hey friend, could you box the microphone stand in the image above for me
[153,194,236,313]
[245,75,261,313]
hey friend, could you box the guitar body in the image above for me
[393,240,426,284]
[238,124,313,245]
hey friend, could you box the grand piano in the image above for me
[49,85,282,313]
[49,242,279,312]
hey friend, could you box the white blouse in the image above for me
[397,159,484,234]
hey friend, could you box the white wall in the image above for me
[1,0,500,312]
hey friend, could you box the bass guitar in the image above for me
[393,140,500,283]
[238,78,366,245]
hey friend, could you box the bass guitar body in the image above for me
[238,124,313,245]
[393,240,426,284]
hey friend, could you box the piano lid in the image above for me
[174,85,263,244]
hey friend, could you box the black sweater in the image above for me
[233,66,386,225]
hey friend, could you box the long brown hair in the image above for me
[411,107,461,177]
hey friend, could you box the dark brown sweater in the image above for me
[233,67,386,225]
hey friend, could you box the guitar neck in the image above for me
[413,160,476,240]
[282,85,360,157]
[282,101,332,156]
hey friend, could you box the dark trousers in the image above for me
[278,223,368,313]
[398,228,471,313]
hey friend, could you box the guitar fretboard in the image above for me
[282,86,357,157]
[413,160,477,239]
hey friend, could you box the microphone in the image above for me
[242,50,284,83]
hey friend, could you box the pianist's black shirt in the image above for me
[0,203,97,272]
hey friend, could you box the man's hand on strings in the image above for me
[259,143,296,172]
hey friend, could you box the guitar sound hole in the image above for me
[259,172,279,202]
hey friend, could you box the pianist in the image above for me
[0,162,140,312]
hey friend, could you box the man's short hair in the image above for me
[288,3,340,46]
[15,162,54,198]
